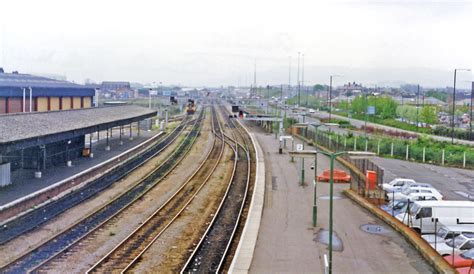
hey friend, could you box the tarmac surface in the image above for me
[0,128,159,206]
[372,157,474,201]
[247,124,433,274]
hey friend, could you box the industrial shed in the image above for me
[0,70,95,114]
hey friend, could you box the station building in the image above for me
[0,105,157,186]
[0,69,95,114]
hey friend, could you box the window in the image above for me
[416,207,432,219]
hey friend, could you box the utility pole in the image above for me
[297,52,301,107]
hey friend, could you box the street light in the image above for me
[328,75,342,122]
[451,69,471,144]
[289,149,375,274]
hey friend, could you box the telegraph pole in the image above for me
[297,52,301,107]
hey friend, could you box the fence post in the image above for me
[423,147,426,163]
[441,149,445,165]
[463,151,466,168]
[406,145,409,161]
[390,142,394,157]
[377,139,380,155]
[354,136,357,151]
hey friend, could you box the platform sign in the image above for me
[367,106,375,115]
[296,144,303,151]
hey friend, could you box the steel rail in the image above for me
[1,112,203,273]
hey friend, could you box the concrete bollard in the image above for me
[463,152,466,168]
[390,143,394,157]
[377,140,380,155]
[423,147,426,163]
[354,137,357,151]
[89,153,94,158]
[105,146,111,151]
[67,160,72,167]
[441,149,445,165]
[406,145,409,160]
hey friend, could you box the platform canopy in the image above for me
[0,105,156,154]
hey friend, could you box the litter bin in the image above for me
[366,170,377,190]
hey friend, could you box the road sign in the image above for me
[296,144,303,151]
[367,106,375,115]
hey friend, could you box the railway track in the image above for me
[181,104,254,273]
[0,117,191,246]
[85,106,228,273]
[0,111,204,273]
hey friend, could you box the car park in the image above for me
[434,233,474,257]
[443,248,474,268]
[382,178,417,193]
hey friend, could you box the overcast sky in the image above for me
[0,0,472,88]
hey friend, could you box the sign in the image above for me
[367,106,375,115]
[296,144,303,151]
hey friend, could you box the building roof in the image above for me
[0,72,94,97]
[0,105,156,153]
[0,72,82,88]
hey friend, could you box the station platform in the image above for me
[245,123,433,274]
[0,129,160,207]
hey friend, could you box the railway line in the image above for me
[181,104,255,273]
[85,106,227,273]
[0,117,190,246]
[0,111,204,273]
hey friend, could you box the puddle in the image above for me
[360,224,390,235]
[314,229,344,251]
[319,195,342,200]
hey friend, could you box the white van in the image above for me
[396,200,474,234]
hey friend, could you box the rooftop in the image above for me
[0,72,83,89]
[0,105,156,150]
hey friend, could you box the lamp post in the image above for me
[470,81,474,140]
[451,69,471,144]
[289,149,375,274]
[297,52,301,107]
[416,84,420,132]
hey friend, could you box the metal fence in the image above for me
[294,126,386,200]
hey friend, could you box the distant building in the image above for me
[0,69,94,114]
[100,81,134,99]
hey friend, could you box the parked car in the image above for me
[381,199,411,216]
[388,186,443,201]
[308,108,315,113]
[396,201,474,234]
[443,248,474,268]
[382,178,417,193]
[422,224,474,245]
[434,233,474,257]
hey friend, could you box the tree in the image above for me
[420,106,438,125]
[313,84,326,91]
